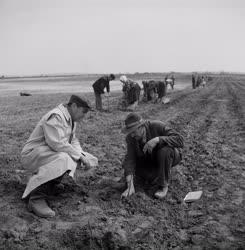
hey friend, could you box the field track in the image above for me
[0,76,244,249]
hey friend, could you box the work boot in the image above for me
[154,186,168,199]
[28,198,55,218]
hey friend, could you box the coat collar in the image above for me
[57,104,71,123]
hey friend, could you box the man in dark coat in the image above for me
[92,74,115,110]
[156,80,166,102]
[192,74,196,89]
[171,75,175,89]
[121,113,184,199]
[196,75,201,88]
[147,80,158,101]
[142,81,148,100]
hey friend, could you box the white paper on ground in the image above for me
[184,191,203,202]
[162,97,170,104]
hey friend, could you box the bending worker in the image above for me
[121,113,183,199]
[120,75,141,111]
[21,95,98,218]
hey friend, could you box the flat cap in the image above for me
[121,112,145,134]
[68,95,92,109]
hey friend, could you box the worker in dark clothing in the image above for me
[156,81,166,102]
[120,75,141,111]
[142,81,148,101]
[127,82,141,105]
[192,74,196,89]
[92,74,115,110]
[171,75,175,89]
[147,80,158,101]
[120,113,183,199]
[196,75,202,88]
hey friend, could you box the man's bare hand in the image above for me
[80,152,98,169]
[80,156,91,169]
[143,137,159,154]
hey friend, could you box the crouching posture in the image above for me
[21,95,98,218]
[121,113,183,199]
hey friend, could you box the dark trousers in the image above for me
[192,81,196,89]
[94,92,102,110]
[135,146,181,188]
[158,85,166,99]
[28,173,66,202]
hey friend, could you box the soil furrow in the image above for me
[1,76,244,250]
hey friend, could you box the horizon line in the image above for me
[1,71,245,79]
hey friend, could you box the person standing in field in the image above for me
[92,74,115,111]
[196,75,201,88]
[192,74,196,89]
[171,75,175,89]
[120,113,183,199]
[21,95,98,218]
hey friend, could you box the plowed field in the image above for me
[0,76,244,249]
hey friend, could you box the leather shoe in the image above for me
[28,198,55,218]
[154,186,168,199]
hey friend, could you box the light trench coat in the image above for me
[21,104,86,198]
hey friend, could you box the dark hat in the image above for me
[121,113,145,135]
[109,74,115,80]
[68,95,92,109]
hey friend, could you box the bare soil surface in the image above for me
[0,76,244,249]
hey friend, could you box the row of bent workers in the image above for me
[21,88,184,219]
[92,74,175,111]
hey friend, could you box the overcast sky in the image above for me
[0,0,245,75]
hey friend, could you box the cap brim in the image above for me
[121,120,145,135]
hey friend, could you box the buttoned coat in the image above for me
[21,104,84,198]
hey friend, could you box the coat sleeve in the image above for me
[71,132,83,154]
[42,114,82,160]
[153,121,184,149]
[122,135,137,176]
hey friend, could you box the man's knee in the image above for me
[58,152,67,158]
[156,146,174,159]
[57,152,72,162]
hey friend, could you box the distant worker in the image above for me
[142,80,158,102]
[92,74,115,111]
[21,95,98,218]
[156,80,167,103]
[120,75,141,111]
[170,75,175,89]
[142,81,149,101]
[192,74,196,89]
[147,80,158,101]
[200,76,206,88]
[165,75,174,90]
[196,75,201,88]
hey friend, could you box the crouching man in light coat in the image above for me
[21,95,98,218]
